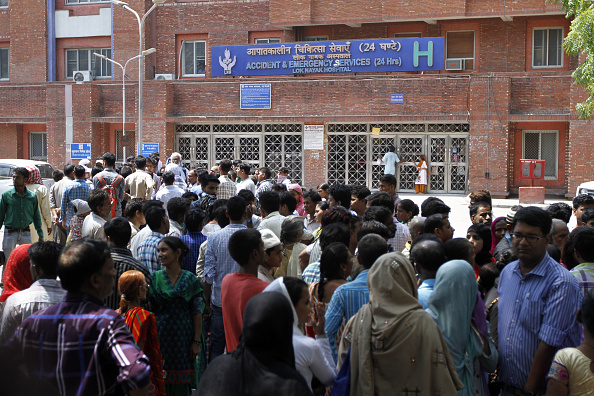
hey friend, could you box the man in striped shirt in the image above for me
[498,207,582,396]
[7,239,150,396]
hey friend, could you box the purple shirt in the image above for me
[7,291,150,396]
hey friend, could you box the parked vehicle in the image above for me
[0,159,56,196]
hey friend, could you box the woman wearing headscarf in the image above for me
[289,184,305,216]
[198,292,313,396]
[426,260,498,396]
[0,244,33,303]
[337,252,463,396]
[275,216,307,278]
[489,216,507,255]
[25,165,51,243]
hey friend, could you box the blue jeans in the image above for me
[209,304,226,363]
[2,230,31,262]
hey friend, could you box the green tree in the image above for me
[556,0,594,119]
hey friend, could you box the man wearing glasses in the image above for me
[497,207,582,396]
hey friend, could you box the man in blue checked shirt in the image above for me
[136,205,169,274]
[325,234,389,362]
[60,165,92,229]
[498,207,582,396]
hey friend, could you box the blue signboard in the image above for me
[391,94,404,103]
[240,84,271,109]
[70,143,91,159]
[212,37,444,77]
[140,143,160,157]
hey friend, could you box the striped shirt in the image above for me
[104,247,152,311]
[302,261,320,285]
[60,179,92,226]
[570,262,594,297]
[256,179,273,199]
[217,175,237,200]
[325,269,370,361]
[7,291,150,395]
[0,279,66,342]
[388,220,411,253]
[136,231,164,274]
[180,231,207,274]
[498,253,582,389]
[204,224,247,307]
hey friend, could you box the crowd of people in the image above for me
[0,150,592,395]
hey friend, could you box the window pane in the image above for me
[66,50,78,77]
[446,31,474,58]
[548,28,562,66]
[78,49,89,71]
[524,133,540,159]
[183,43,194,75]
[533,29,546,67]
[0,0,7,7]
[540,133,557,177]
[0,49,7,79]
[30,133,47,161]
[195,42,205,75]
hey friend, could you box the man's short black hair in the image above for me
[357,220,392,241]
[366,191,395,213]
[134,155,147,169]
[424,213,447,234]
[237,189,255,205]
[104,217,132,248]
[574,226,594,263]
[28,241,62,279]
[279,192,297,214]
[546,202,572,224]
[201,174,220,189]
[52,170,64,182]
[227,196,246,221]
[573,194,594,210]
[379,174,397,187]
[13,167,29,180]
[259,191,280,214]
[239,164,251,174]
[582,208,594,225]
[303,189,322,203]
[362,206,393,223]
[145,205,167,231]
[512,206,552,236]
[120,166,132,179]
[271,183,287,192]
[64,164,75,176]
[278,167,290,174]
[259,167,272,179]
[125,198,144,220]
[91,166,103,178]
[102,152,116,167]
[185,208,206,233]
[219,159,232,173]
[126,155,135,164]
[443,237,474,262]
[87,189,109,214]
[228,229,262,266]
[421,197,451,217]
[182,192,198,201]
[410,237,447,273]
[167,197,190,223]
[350,185,371,201]
[319,223,351,250]
[58,239,112,292]
[357,234,389,269]
[162,171,175,185]
[328,184,352,209]
[73,165,85,178]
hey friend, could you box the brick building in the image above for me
[0,0,590,197]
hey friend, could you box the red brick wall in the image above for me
[0,123,20,158]
[510,76,571,115]
[9,0,47,83]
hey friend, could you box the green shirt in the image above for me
[0,188,43,236]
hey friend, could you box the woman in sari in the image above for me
[413,155,428,194]
[25,165,51,242]
[149,236,205,396]
[426,260,498,396]
[489,216,507,255]
[289,184,305,217]
[117,270,166,396]
[338,252,462,395]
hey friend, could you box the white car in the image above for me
[0,159,56,196]
[576,181,594,198]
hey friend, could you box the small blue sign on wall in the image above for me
[140,143,160,157]
[240,84,271,109]
[391,94,404,103]
[71,143,91,159]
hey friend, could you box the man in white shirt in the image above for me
[164,152,188,190]
[81,189,111,240]
[257,191,285,239]
[125,155,154,201]
[380,145,402,176]
[156,171,185,212]
[236,164,256,195]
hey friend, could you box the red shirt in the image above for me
[221,272,268,352]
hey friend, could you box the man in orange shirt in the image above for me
[221,228,269,352]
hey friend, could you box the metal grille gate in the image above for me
[175,123,304,185]
[327,123,469,193]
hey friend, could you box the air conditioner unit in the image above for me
[73,70,95,82]
[445,59,463,71]
[155,74,174,80]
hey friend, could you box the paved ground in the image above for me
[396,193,575,239]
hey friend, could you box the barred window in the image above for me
[523,130,558,179]
[66,48,111,78]
[30,132,47,161]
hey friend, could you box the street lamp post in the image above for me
[110,0,166,156]
[94,48,156,161]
